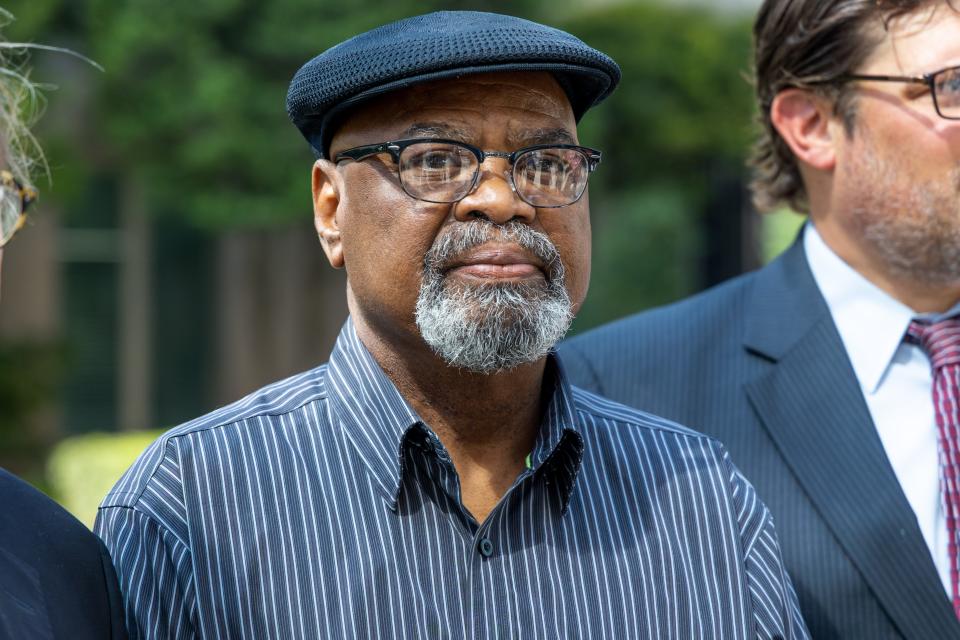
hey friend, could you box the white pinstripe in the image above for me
[96,318,809,640]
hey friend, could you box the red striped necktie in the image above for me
[907,318,960,618]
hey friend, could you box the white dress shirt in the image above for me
[805,223,960,595]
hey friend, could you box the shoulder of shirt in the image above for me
[571,384,719,444]
[100,364,330,510]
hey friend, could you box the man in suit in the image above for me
[0,38,127,640]
[561,1,960,638]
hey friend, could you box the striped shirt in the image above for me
[96,318,809,639]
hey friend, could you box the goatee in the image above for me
[415,220,573,373]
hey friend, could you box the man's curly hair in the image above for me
[749,0,951,213]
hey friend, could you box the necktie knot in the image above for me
[908,319,960,369]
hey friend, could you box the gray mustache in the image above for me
[423,221,564,282]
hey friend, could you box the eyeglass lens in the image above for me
[514,149,589,207]
[400,142,477,203]
[397,142,590,207]
[0,186,23,246]
[934,67,960,118]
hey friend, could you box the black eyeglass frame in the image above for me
[334,138,602,208]
[0,170,38,248]
[830,64,960,120]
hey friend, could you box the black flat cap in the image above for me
[286,10,620,158]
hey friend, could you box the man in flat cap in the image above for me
[96,12,808,639]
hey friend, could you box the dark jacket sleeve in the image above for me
[98,538,130,640]
[0,468,129,640]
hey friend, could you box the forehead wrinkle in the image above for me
[394,123,578,152]
[507,127,578,148]
[401,122,473,141]
[454,75,567,106]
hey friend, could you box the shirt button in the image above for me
[478,537,494,557]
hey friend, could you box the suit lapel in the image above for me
[743,240,960,639]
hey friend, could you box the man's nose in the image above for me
[452,160,536,224]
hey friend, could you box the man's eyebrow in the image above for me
[400,123,472,140]
[508,127,578,147]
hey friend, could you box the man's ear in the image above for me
[770,88,838,172]
[312,159,345,269]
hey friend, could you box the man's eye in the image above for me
[523,153,568,179]
[936,68,960,106]
[533,157,565,174]
[415,151,457,171]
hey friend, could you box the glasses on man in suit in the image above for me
[0,170,37,248]
[833,64,960,120]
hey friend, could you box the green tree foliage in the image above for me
[565,4,753,192]
[9,0,753,236]
[573,187,702,331]
[0,341,64,470]
[8,0,758,327]
[7,0,757,322]
[9,0,551,227]
[88,0,445,227]
[560,4,753,329]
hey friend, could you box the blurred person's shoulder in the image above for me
[101,363,331,511]
[561,265,759,380]
[0,466,99,547]
[559,239,814,400]
[0,468,126,640]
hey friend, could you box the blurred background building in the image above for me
[0,0,800,521]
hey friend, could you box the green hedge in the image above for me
[46,430,161,528]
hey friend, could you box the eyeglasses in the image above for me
[834,64,960,120]
[0,170,37,248]
[334,138,602,208]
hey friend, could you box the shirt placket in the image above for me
[417,431,546,639]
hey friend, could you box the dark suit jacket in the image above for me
[559,239,960,640]
[0,468,127,640]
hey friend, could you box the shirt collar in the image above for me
[804,223,916,394]
[530,356,585,513]
[326,317,585,512]
[326,318,422,508]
